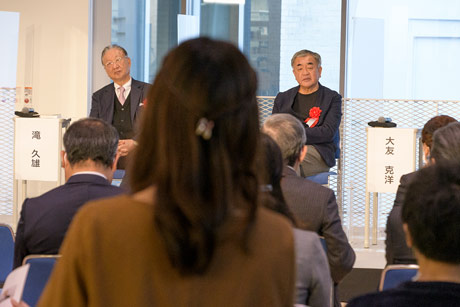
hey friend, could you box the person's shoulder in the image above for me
[401,171,417,183]
[319,83,341,98]
[132,78,151,88]
[23,184,68,206]
[294,228,320,239]
[293,228,321,246]
[68,174,124,194]
[257,207,293,229]
[347,291,385,307]
[96,184,125,196]
[286,172,333,195]
[277,85,299,97]
[93,82,114,95]
[84,193,138,208]
[78,194,149,224]
[256,207,294,241]
[254,208,294,256]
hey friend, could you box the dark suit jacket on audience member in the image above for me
[385,172,417,265]
[90,79,150,130]
[14,174,123,268]
[347,281,460,307]
[281,166,355,284]
[272,83,342,167]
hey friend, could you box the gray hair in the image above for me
[431,122,460,163]
[262,114,306,167]
[291,49,322,68]
[63,118,119,168]
[101,44,128,65]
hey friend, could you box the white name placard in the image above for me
[366,127,417,193]
[14,117,61,181]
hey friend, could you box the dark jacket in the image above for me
[90,78,150,130]
[347,281,460,307]
[385,172,417,265]
[272,83,342,167]
[14,174,123,268]
[281,166,355,307]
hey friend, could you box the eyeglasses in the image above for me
[103,56,127,69]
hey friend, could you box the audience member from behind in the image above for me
[262,113,354,307]
[14,118,123,268]
[38,37,295,307]
[430,121,460,164]
[260,133,332,307]
[348,162,460,306]
[385,115,457,265]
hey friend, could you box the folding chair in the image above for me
[22,255,60,306]
[379,264,419,291]
[0,223,15,287]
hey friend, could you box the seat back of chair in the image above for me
[306,172,337,186]
[379,264,419,291]
[22,255,60,306]
[0,224,15,285]
[319,236,328,253]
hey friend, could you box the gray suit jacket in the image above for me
[385,171,417,265]
[90,78,150,131]
[294,228,332,307]
[281,166,355,283]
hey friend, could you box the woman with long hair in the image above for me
[37,37,295,307]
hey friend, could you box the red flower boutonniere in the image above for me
[139,98,147,107]
[304,107,322,128]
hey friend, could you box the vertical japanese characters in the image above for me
[31,130,41,167]
[385,137,394,184]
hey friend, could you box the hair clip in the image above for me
[259,184,273,192]
[195,118,215,140]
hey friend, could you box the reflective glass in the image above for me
[347,0,460,100]
[110,0,341,96]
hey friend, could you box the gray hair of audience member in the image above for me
[430,122,460,163]
[291,49,322,68]
[63,118,119,168]
[262,113,306,167]
[100,44,128,64]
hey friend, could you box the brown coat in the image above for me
[38,195,295,307]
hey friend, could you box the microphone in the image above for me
[377,117,392,123]
[368,116,396,128]
[15,107,39,118]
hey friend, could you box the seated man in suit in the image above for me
[14,118,124,268]
[272,49,342,177]
[348,162,460,306]
[90,44,150,169]
[263,113,355,307]
[385,115,456,265]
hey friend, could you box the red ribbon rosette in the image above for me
[304,107,322,128]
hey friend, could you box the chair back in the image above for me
[319,236,328,253]
[0,223,15,285]
[379,264,419,291]
[22,255,60,306]
[306,171,337,186]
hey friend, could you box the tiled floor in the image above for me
[351,239,386,269]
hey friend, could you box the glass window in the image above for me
[111,0,181,83]
[346,0,460,100]
[110,0,342,96]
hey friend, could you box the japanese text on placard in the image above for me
[385,136,395,184]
